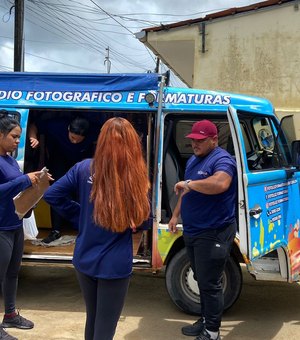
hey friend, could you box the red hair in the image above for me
[90,117,150,232]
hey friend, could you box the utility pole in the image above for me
[14,0,24,71]
[104,47,111,73]
[155,57,160,73]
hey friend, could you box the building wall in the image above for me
[193,3,300,111]
[146,27,197,86]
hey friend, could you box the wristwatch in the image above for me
[184,179,192,190]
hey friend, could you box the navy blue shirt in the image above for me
[181,147,237,236]
[44,159,133,279]
[0,155,32,230]
[38,118,98,170]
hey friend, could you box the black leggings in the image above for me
[0,228,24,314]
[76,270,130,340]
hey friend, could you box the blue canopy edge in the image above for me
[0,72,160,92]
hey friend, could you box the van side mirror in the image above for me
[291,141,300,166]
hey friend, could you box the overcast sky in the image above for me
[0,0,254,84]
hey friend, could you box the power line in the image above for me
[1,45,98,71]
[0,63,12,71]
[88,0,135,35]
[25,1,155,72]
[2,0,236,74]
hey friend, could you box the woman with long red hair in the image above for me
[44,117,150,340]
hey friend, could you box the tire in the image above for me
[165,248,243,315]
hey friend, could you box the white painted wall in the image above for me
[193,3,300,111]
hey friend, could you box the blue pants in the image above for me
[76,270,130,340]
[184,221,236,332]
[0,227,24,314]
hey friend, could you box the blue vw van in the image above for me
[0,72,300,315]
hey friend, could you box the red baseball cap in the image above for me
[186,120,217,140]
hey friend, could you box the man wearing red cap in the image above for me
[168,120,237,340]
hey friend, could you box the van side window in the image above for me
[175,120,240,157]
[248,117,291,171]
[240,124,252,154]
[0,110,21,159]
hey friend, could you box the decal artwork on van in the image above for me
[288,220,300,280]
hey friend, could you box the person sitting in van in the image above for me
[28,116,99,244]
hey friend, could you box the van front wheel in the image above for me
[165,248,242,315]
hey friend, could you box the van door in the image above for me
[227,106,300,282]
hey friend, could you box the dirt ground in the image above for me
[2,264,300,340]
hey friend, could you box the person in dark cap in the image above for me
[168,120,237,340]
[28,116,99,243]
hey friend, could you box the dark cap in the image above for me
[186,120,217,140]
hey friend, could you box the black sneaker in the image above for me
[42,230,61,244]
[0,326,18,340]
[182,318,205,336]
[2,313,34,330]
[195,328,220,340]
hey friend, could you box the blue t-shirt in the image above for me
[37,118,98,169]
[0,155,32,230]
[44,159,133,279]
[181,147,237,236]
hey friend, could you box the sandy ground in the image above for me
[2,264,300,340]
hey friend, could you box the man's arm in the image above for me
[175,171,232,195]
[168,192,183,233]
